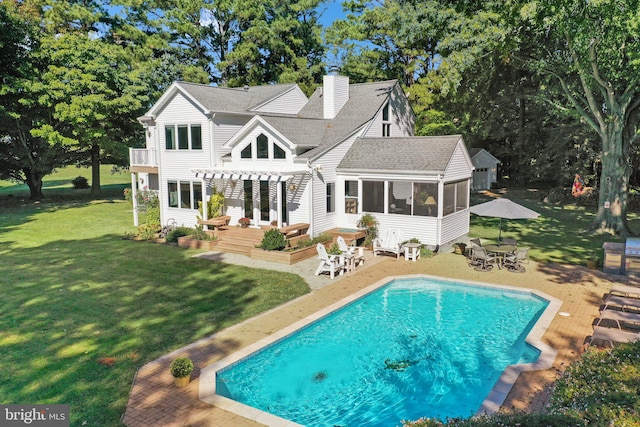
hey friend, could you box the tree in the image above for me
[0,2,77,200]
[522,0,640,236]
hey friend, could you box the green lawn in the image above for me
[0,168,310,426]
[2,168,637,426]
[468,189,639,265]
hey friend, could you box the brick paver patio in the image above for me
[122,252,640,426]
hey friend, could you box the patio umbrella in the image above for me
[468,198,540,242]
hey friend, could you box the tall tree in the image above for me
[23,0,152,195]
[522,0,640,236]
[0,1,77,200]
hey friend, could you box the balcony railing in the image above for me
[129,148,158,167]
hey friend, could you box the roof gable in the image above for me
[223,116,297,150]
[142,82,301,119]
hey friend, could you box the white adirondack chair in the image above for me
[315,243,345,279]
[337,236,365,267]
[373,229,404,258]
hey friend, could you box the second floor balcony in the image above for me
[130,148,158,172]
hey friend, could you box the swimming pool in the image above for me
[201,275,560,427]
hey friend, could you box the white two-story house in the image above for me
[129,71,473,247]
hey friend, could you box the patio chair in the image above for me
[501,238,517,246]
[337,236,364,267]
[314,243,345,279]
[503,247,529,272]
[470,238,482,247]
[373,229,403,259]
[588,326,640,348]
[595,309,640,330]
[469,246,497,271]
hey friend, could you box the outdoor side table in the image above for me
[404,243,421,262]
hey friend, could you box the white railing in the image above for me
[129,148,158,167]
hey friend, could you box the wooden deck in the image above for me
[213,226,269,256]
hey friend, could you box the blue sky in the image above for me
[317,0,347,27]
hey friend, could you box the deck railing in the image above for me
[129,148,158,167]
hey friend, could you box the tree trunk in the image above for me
[593,127,632,237]
[90,143,101,195]
[25,169,43,200]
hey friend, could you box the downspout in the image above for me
[437,174,444,246]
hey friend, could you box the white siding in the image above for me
[440,210,470,246]
[155,92,212,227]
[252,87,308,114]
[444,142,474,181]
[362,86,414,138]
[312,133,361,234]
[376,215,440,246]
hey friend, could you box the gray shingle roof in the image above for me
[174,80,400,154]
[176,82,298,114]
[337,136,463,174]
[296,81,398,155]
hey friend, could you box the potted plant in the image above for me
[587,251,599,270]
[238,217,251,228]
[453,242,467,255]
[170,357,194,387]
[356,214,378,248]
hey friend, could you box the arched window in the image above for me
[257,134,268,159]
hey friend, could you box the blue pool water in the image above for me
[216,278,548,426]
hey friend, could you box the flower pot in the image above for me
[240,224,249,228]
[174,375,190,387]
[586,260,598,270]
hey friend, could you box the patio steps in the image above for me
[214,227,265,256]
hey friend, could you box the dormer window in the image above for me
[382,104,391,137]
[239,133,287,160]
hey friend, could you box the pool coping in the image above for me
[199,274,562,427]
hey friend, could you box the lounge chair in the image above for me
[601,294,640,312]
[609,284,640,299]
[503,247,529,272]
[337,236,364,267]
[314,243,345,279]
[469,246,497,271]
[595,309,640,330]
[588,326,640,348]
[373,229,403,259]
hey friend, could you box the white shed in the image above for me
[469,148,500,191]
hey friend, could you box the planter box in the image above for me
[177,236,218,251]
[250,245,317,265]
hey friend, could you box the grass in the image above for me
[0,167,310,426]
[2,168,638,426]
[468,188,640,265]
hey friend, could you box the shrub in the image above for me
[169,357,194,378]
[198,186,224,219]
[402,412,584,427]
[137,223,159,241]
[259,228,287,250]
[297,233,333,248]
[71,176,89,189]
[166,227,195,243]
[549,340,640,426]
[357,213,378,246]
[191,225,214,241]
[327,243,342,255]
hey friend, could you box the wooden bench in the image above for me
[279,223,310,237]
[197,215,231,229]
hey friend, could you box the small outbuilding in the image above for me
[469,148,501,191]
